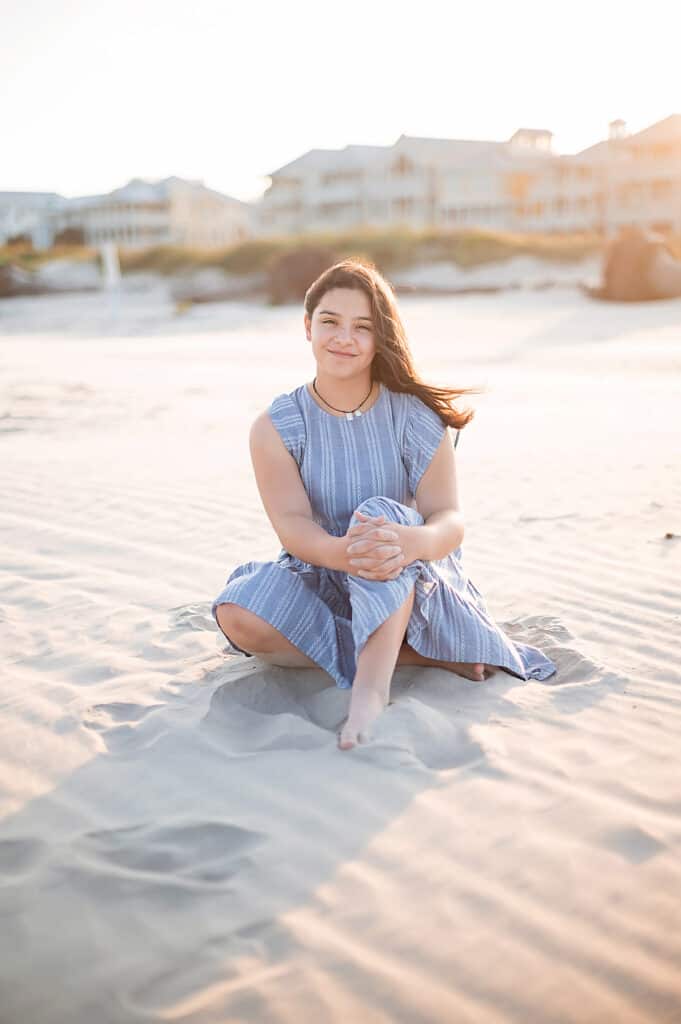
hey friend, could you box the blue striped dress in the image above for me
[211,381,556,687]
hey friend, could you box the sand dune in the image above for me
[1,288,680,1022]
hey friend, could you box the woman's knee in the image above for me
[351,495,414,527]
[215,603,274,651]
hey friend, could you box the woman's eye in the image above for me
[320,319,370,330]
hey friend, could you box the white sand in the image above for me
[1,286,680,1022]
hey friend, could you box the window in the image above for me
[652,180,672,199]
[392,155,413,177]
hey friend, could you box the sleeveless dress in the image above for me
[211,382,557,688]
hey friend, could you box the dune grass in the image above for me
[0,242,98,269]
[11,226,674,280]
[114,227,605,276]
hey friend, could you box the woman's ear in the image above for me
[303,313,312,341]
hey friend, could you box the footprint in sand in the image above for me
[601,825,665,865]
[76,820,264,885]
[503,614,619,692]
[0,837,48,878]
[343,694,489,772]
[82,701,166,755]
[168,603,216,632]
[205,665,339,753]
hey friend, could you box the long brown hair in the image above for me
[303,257,482,429]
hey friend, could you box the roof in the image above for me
[625,113,681,144]
[269,144,388,178]
[268,128,554,179]
[573,113,681,161]
[394,134,502,165]
[509,127,553,138]
[0,191,64,206]
[58,177,248,209]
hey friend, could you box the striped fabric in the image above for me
[211,382,556,687]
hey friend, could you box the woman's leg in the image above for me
[396,642,497,681]
[338,587,416,750]
[215,604,319,668]
[217,604,496,680]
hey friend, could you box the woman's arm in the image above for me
[346,431,463,578]
[250,412,399,574]
[410,429,464,558]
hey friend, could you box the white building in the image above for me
[258,129,555,237]
[258,117,681,239]
[495,115,681,237]
[48,177,253,250]
[0,191,64,248]
[0,178,253,250]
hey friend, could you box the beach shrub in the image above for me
[0,242,96,269]
[267,244,338,304]
[53,227,86,246]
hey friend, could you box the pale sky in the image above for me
[1,0,677,202]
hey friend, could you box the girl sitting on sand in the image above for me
[212,258,556,750]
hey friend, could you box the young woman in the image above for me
[212,258,556,750]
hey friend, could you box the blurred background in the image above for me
[2,0,680,309]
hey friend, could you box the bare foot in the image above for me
[337,687,387,750]
[444,662,496,682]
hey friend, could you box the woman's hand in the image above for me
[344,511,415,581]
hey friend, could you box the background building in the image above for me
[0,191,64,248]
[0,177,253,250]
[258,115,681,239]
[258,128,555,237]
[516,115,681,235]
[3,116,679,250]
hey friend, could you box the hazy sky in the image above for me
[2,0,677,201]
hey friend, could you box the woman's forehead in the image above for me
[315,287,372,317]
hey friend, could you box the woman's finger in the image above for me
[348,519,386,536]
[356,551,405,576]
[348,538,401,556]
[349,545,402,564]
[358,566,404,580]
[347,525,398,542]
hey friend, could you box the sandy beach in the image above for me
[1,285,680,1022]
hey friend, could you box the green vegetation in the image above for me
[1,228,606,276]
[10,227,681,281]
[105,227,609,277]
[0,241,98,269]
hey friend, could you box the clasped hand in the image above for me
[344,510,413,581]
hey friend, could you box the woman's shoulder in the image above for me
[384,387,442,424]
[268,384,306,418]
[264,385,307,461]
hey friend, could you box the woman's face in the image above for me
[304,287,376,378]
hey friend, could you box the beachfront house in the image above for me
[257,129,554,237]
[509,115,681,236]
[2,178,253,251]
[257,116,681,239]
[0,191,65,248]
[48,177,253,250]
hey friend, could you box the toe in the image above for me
[337,724,357,750]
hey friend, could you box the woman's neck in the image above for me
[311,372,374,412]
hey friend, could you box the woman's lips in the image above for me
[329,351,356,358]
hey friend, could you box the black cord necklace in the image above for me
[312,377,374,420]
